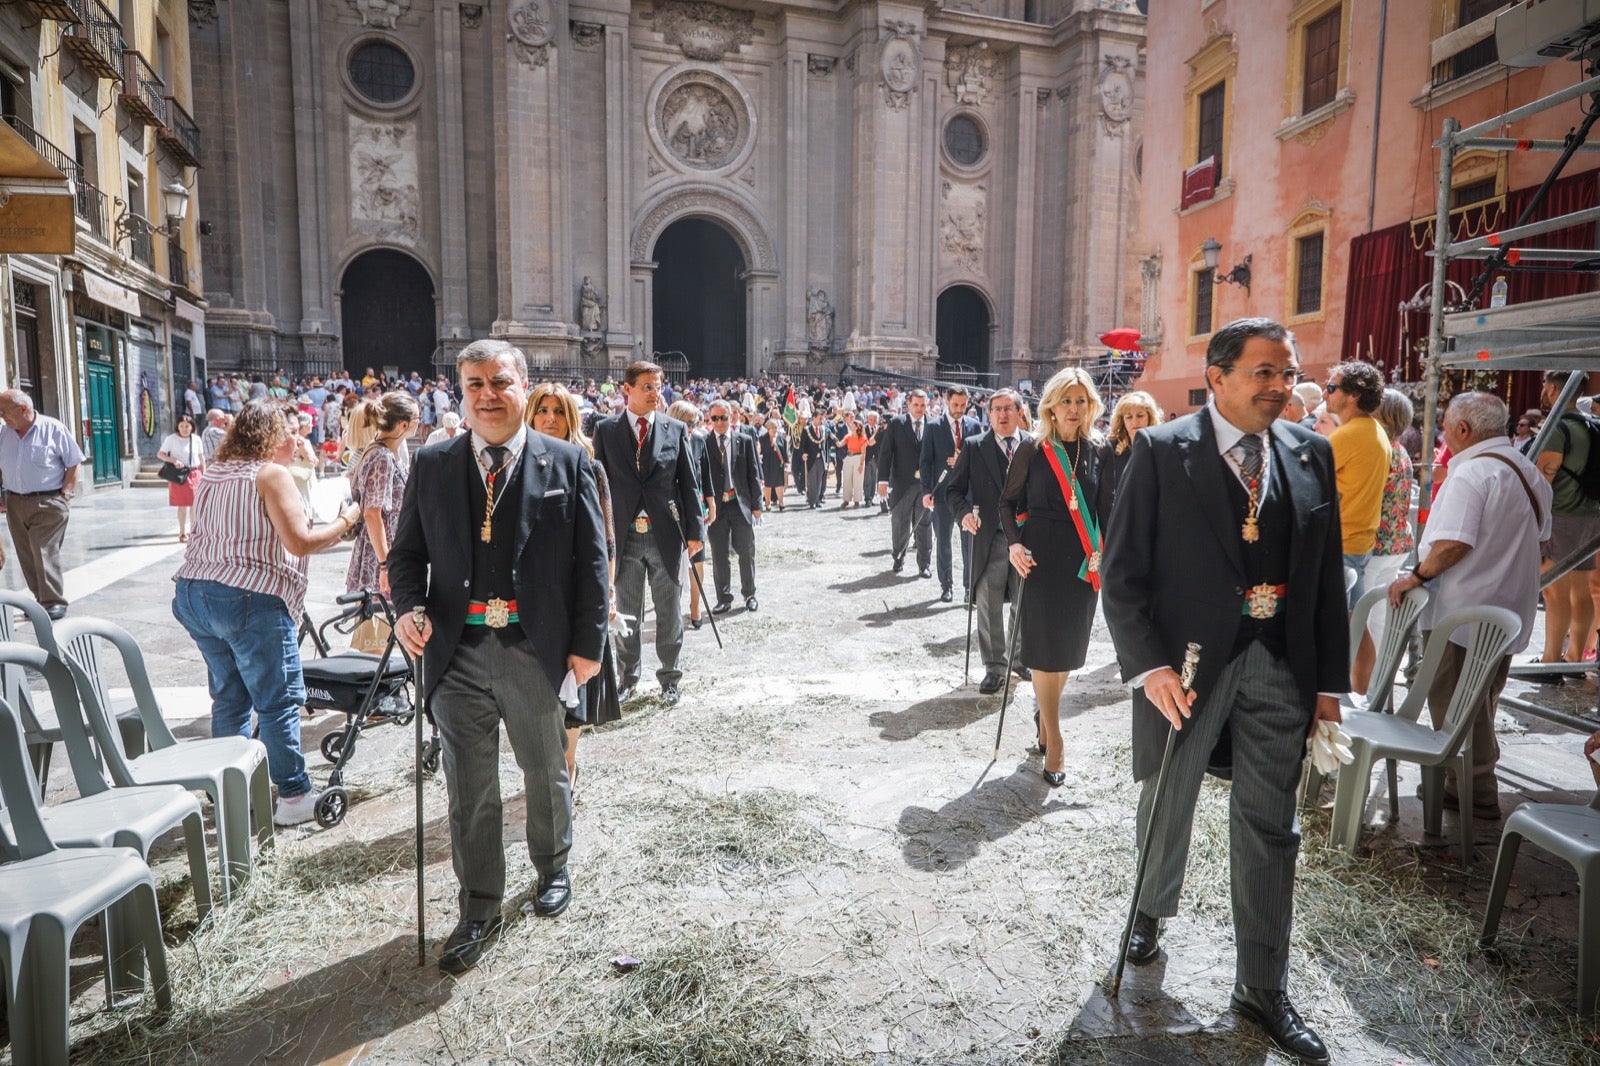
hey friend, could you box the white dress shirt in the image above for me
[469,426,526,491]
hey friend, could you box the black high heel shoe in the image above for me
[1042,766,1065,788]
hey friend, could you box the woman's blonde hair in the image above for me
[1036,367,1105,445]
[525,381,593,458]
[666,399,700,426]
[1108,391,1164,454]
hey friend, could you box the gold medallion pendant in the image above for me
[1068,491,1079,512]
[480,519,494,544]
[484,598,512,629]
[1241,517,1260,543]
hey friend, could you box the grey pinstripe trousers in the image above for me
[1134,640,1309,990]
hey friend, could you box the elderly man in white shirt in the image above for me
[0,390,84,618]
[1388,391,1552,816]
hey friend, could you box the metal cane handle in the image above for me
[1179,642,1200,692]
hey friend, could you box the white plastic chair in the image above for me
[1480,792,1600,1014]
[0,644,211,996]
[50,618,272,898]
[1330,605,1521,866]
[0,690,171,1066]
[0,590,144,794]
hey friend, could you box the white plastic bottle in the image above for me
[1490,276,1508,309]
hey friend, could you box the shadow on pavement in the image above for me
[869,688,991,741]
[897,762,1087,871]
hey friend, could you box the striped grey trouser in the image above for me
[1134,640,1309,990]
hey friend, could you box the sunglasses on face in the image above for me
[708,415,729,422]
[1325,381,1349,394]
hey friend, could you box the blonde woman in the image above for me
[999,367,1114,788]
[1106,391,1165,516]
[345,391,418,599]
[527,382,621,785]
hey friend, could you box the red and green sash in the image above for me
[1043,440,1102,590]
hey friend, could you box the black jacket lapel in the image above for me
[982,432,1006,496]
[1272,421,1319,586]
[1179,409,1248,582]
[449,433,475,555]
[515,429,547,562]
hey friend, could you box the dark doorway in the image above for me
[935,285,991,377]
[652,218,746,380]
[339,249,436,380]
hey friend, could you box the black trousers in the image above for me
[709,508,757,600]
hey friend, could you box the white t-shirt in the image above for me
[159,432,203,469]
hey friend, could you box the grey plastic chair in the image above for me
[1480,792,1600,1014]
[0,688,171,1066]
[0,590,145,794]
[0,646,211,994]
[1304,586,1431,811]
[1330,605,1521,866]
[49,618,272,898]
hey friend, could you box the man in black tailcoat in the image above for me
[1100,317,1347,1065]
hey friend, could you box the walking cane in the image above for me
[1109,642,1201,999]
[990,562,1029,761]
[669,501,723,651]
[962,531,981,687]
[411,606,428,968]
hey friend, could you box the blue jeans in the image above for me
[1343,551,1372,612]
[172,578,311,798]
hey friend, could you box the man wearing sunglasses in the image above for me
[702,399,763,614]
[1323,362,1389,611]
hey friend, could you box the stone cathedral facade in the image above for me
[191,0,1145,385]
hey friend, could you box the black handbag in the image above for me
[157,462,191,485]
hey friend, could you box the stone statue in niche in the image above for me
[807,289,834,355]
[661,81,741,168]
[579,276,605,334]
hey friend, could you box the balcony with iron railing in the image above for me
[1,115,83,187]
[167,236,187,289]
[158,96,200,167]
[125,216,152,268]
[22,0,84,25]
[59,0,123,82]
[75,179,106,240]
[118,50,166,128]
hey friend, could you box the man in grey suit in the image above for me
[391,340,609,975]
[1102,318,1348,1065]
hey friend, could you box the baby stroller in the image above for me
[298,588,442,827]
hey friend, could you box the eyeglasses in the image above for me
[708,415,729,422]
[1225,366,1300,386]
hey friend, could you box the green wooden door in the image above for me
[86,360,120,485]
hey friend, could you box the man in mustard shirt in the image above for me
[1324,362,1390,609]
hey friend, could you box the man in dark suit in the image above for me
[879,389,932,574]
[592,361,705,706]
[391,340,609,975]
[1101,317,1347,1065]
[703,398,763,612]
[921,387,983,602]
[797,410,828,508]
[945,388,1030,693]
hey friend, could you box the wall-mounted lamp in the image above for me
[1200,236,1252,298]
[112,181,190,243]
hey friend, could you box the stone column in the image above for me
[744,267,780,375]
[436,3,470,344]
[288,0,333,342]
[493,0,571,354]
[604,20,636,364]
[630,259,657,369]
[997,74,1047,385]
[782,48,807,361]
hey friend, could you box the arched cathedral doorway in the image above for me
[935,285,992,380]
[339,249,436,379]
[652,218,747,380]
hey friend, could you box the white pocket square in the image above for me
[543,488,566,498]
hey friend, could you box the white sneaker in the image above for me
[273,788,322,827]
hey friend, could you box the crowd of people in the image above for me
[148,317,1600,1063]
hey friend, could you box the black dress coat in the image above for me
[705,429,763,522]
[758,430,789,487]
[591,411,706,563]
[1100,408,1348,781]
[920,413,985,502]
[944,430,1030,589]
[388,430,610,698]
[881,414,924,507]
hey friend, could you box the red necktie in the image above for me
[954,419,962,452]
[636,416,648,450]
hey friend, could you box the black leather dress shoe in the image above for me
[1125,911,1161,964]
[1013,665,1032,681]
[978,671,1003,695]
[919,567,932,579]
[661,685,680,705]
[892,555,905,573]
[1230,984,1330,1064]
[940,587,953,602]
[711,599,733,615]
[45,604,67,620]
[745,597,758,612]
[438,914,504,974]
[533,869,571,917]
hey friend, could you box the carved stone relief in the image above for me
[653,70,749,171]
[1036,87,1052,109]
[647,1,755,62]
[940,180,986,274]
[460,5,483,30]
[880,20,920,112]
[1099,55,1134,135]
[945,43,997,107]
[508,0,554,68]
[350,120,419,241]
[188,0,218,27]
[631,189,775,269]
[352,0,408,28]
[647,155,666,177]
[1139,252,1163,356]
[571,21,603,49]
[808,54,835,77]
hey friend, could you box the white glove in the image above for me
[1308,719,1354,775]
[609,611,637,639]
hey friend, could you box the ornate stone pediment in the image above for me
[646,1,756,62]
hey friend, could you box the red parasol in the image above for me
[1099,328,1143,352]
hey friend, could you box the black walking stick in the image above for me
[990,563,1029,761]
[411,606,428,967]
[669,501,723,651]
[1109,642,1201,999]
[962,525,981,686]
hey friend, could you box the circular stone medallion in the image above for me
[655,71,748,171]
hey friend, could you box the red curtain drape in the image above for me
[1341,171,1599,417]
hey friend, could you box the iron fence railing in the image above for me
[118,50,167,128]
[60,0,124,82]
[159,96,200,166]
[1,115,82,185]
[75,179,106,239]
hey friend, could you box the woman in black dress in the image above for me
[1104,390,1164,520]
[1000,367,1114,788]
[759,418,791,510]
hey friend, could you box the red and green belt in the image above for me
[466,598,519,627]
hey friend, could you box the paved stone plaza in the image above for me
[9,483,1600,1065]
